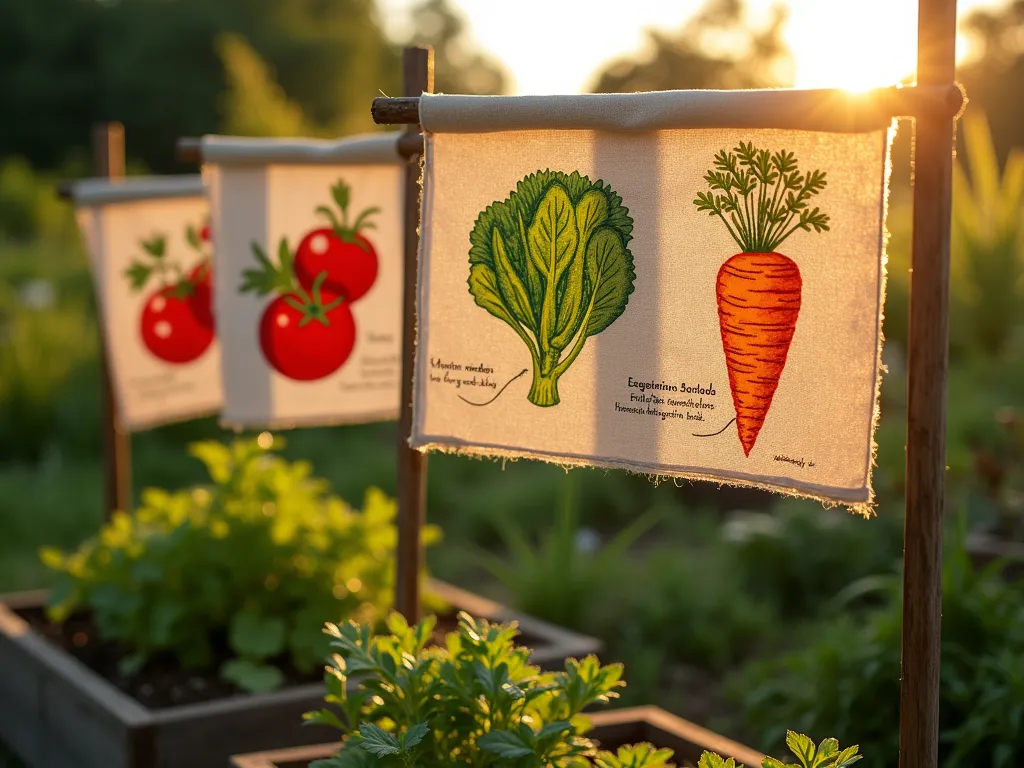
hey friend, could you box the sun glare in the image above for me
[785,1,919,91]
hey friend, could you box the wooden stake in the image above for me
[900,0,958,766]
[92,123,132,519]
[394,46,434,622]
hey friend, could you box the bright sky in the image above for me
[378,0,1007,93]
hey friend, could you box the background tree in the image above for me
[588,0,793,93]
[0,0,398,173]
[404,0,510,95]
[0,0,507,174]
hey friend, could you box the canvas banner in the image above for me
[413,92,892,508]
[203,133,405,429]
[74,176,221,431]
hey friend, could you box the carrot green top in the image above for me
[694,142,830,254]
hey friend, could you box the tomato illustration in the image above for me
[140,287,214,363]
[259,294,355,381]
[125,226,216,365]
[294,180,380,302]
[241,237,357,382]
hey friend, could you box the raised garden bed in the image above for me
[966,531,1024,581]
[229,706,765,768]
[0,581,600,768]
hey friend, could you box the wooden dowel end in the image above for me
[373,97,421,125]
[177,137,202,164]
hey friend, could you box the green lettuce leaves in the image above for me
[468,170,635,407]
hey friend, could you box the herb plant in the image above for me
[306,611,860,768]
[40,436,440,693]
[468,170,635,407]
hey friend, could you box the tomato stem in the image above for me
[316,179,379,253]
[287,271,341,328]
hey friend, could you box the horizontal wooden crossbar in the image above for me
[371,84,965,129]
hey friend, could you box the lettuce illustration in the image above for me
[468,170,635,407]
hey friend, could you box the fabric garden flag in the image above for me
[202,133,405,429]
[73,176,221,430]
[413,90,894,509]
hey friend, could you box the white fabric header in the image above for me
[200,132,403,167]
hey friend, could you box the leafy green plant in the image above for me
[950,110,1024,357]
[305,611,650,766]
[40,436,441,693]
[468,170,635,407]
[693,143,829,253]
[730,524,1024,768]
[306,612,859,768]
[699,732,861,768]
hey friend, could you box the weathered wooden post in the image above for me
[394,46,434,622]
[899,0,958,766]
[92,123,133,518]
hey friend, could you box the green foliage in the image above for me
[469,170,635,407]
[216,32,312,139]
[698,732,861,768]
[731,534,1024,768]
[0,0,506,173]
[0,157,77,243]
[39,437,441,693]
[0,238,100,464]
[950,110,1024,358]
[478,472,660,632]
[965,406,1024,538]
[720,500,903,618]
[694,143,829,254]
[305,611,675,768]
[618,543,778,678]
[959,1,1024,175]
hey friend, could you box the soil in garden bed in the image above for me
[17,607,540,711]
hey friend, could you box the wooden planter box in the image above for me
[966,531,1024,581]
[0,581,600,768]
[230,706,765,768]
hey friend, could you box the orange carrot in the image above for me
[716,252,801,456]
[695,142,829,456]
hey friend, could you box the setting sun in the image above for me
[785,0,919,90]
[382,0,1002,94]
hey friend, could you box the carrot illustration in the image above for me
[694,143,830,456]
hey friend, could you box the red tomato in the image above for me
[294,229,378,303]
[258,293,355,381]
[140,287,214,364]
[188,263,214,330]
[200,224,211,242]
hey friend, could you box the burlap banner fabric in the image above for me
[412,100,892,509]
[203,133,405,429]
[74,176,221,430]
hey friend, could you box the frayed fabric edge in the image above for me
[409,436,874,516]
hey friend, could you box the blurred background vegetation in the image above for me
[1,0,1024,765]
